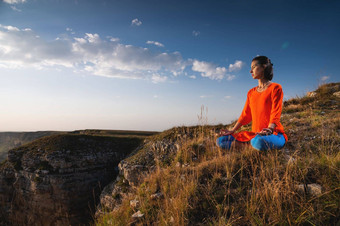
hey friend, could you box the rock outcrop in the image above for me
[95,137,181,216]
[0,134,142,225]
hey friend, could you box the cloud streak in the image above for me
[10,6,22,11]
[3,0,26,4]
[320,76,330,82]
[151,74,168,83]
[131,18,142,26]
[192,30,200,37]
[146,40,164,47]
[0,25,244,82]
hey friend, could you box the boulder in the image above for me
[333,91,340,98]
[296,183,322,196]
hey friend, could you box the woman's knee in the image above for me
[216,135,235,150]
[251,134,285,151]
[251,135,270,151]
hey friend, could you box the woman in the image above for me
[216,56,287,151]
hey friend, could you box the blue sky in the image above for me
[0,0,339,132]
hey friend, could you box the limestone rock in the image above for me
[96,136,182,220]
[118,162,146,187]
[333,91,340,98]
[130,199,140,208]
[132,210,144,218]
[296,183,322,196]
[95,177,131,218]
[307,91,317,97]
[0,134,141,226]
[307,183,322,196]
[117,139,180,187]
[150,192,163,200]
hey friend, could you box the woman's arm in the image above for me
[269,84,283,127]
[257,123,276,135]
[268,123,276,131]
[220,121,242,136]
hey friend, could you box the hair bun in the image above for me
[267,59,273,66]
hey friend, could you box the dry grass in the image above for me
[96,83,340,225]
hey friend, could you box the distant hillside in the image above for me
[0,131,61,162]
[70,129,159,138]
[0,130,159,162]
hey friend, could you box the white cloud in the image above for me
[66,28,75,35]
[0,24,20,31]
[151,74,168,83]
[200,95,212,99]
[0,25,186,80]
[0,25,243,82]
[146,40,164,47]
[226,75,236,81]
[192,60,226,80]
[172,71,179,76]
[321,76,330,81]
[192,30,200,37]
[3,0,26,4]
[74,37,87,44]
[131,18,142,26]
[223,96,231,100]
[85,33,100,43]
[0,25,74,69]
[108,37,120,42]
[10,6,22,11]
[228,60,244,72]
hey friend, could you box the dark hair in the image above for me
[252,56,274,81]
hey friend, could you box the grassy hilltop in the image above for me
[96,83,339,225]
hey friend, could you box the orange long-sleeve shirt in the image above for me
[232,83,288,142]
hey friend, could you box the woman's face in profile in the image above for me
[250,61,265,80]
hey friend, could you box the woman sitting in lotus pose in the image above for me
[216,56,287,151]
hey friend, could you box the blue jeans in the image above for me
[216,133,286,151]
